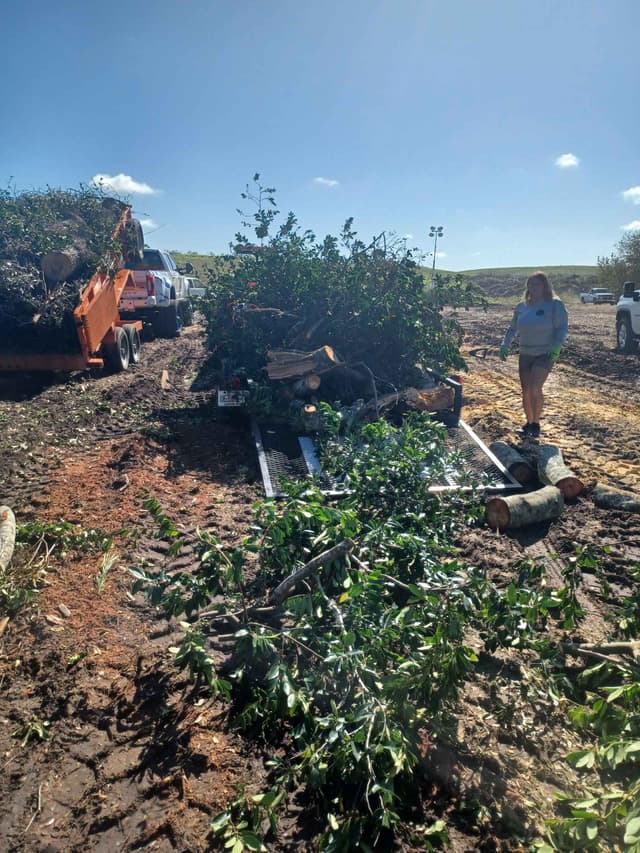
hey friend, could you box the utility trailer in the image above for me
[251,373,522,498]
[0,208,143,373]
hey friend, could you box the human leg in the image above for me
[529,363,552,425]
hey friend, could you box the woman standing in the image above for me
[499,271,568,438]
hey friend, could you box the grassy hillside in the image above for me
[170,250,600,303]
[432,265,600,303]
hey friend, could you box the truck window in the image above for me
[164,252,177,271]
[127,249,164,271]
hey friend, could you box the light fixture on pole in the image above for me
[429,225,444,284]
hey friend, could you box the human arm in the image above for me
[551,299,568,348]
[500,305,520,357]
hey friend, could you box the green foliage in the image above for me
[599,230,640,292]
[12,715,50,747]
[169,623,231,698]
[210,785,283,851]
[202,175,487,385]
[0,184,123,267]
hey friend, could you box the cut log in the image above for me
[536,445,584,499]
[292,374,321,396]
[41,245,89,285]
[592,483,640,513]
[489,441,536,485]
[485,485,564,530]
[0,506,16,571]
[404,385,455,413]
[266,346,340,380]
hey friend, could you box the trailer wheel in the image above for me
[124,324,141,363]
[105,327,131,372]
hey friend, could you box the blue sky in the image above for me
[2,0,639,269]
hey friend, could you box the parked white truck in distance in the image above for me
[616,281,640,353]
[119,249,194,338]
[580,287,616,304]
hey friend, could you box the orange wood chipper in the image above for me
[0,207,144,373]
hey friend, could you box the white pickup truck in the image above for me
[580,287,616,304]
[119,249,194,338]
[616,281,640,352]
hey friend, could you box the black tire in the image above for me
[178,300,194,326]
[122,218,144,266]
[104,326,130,372]
[123,324,141,363]
[157,304,181,338]
[617,315,637,353]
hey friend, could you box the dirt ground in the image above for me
[0,304,638,851]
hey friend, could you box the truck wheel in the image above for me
[124,324,141,363]
[122,219,144,266]
[104,327,131,372]
[617,316,637,353]
[158,304,181,338]
[178,300,194,326]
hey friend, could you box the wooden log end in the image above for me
[556,476,585,500]
[484,497,511,530]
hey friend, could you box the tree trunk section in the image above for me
[592,483,640,512]
[489,441,536,485]
[485,485,564,530]
[536,445,584,499]
[0,506,16,571]
[266,346,340,379]
[41,245,89,285]
[292,374,321,396]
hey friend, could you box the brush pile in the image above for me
[0,188,127,355]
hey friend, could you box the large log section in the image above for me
[485,485,564,530]
[535,445,584,499]
[489,441,536,485]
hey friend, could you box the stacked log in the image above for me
[535,445,584,499]
[489,441,536,485]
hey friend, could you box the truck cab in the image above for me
[580,287,616,304]
[616,281,640,352]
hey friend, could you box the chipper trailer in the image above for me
[0,207,144,373]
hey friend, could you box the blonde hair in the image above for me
[524,271,555,304]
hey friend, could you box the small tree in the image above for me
[204,176,486,386]
[598,230,640,293]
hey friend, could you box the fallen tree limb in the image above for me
[268,538,355,606]
[484,485,563,530]
[488,441,536,485]
[0,506,16,571]
[592,483,640,513]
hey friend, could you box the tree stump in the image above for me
[489,441,536,485]
[485,485,564,530]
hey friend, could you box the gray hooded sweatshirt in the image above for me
[501,299,568,356]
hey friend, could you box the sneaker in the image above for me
[519,423,532,435]
[528,422,541,438]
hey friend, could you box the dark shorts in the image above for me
[519,353,553,374]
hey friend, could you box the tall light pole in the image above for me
[429,225,444,284]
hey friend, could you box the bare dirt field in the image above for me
[0,303,638,852]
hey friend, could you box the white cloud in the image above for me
[622,186,640,205]
[313,176,339,187]
[91,173,159,195]
[437,251,447,259]
[403,233,414,240]
[139,218,159,230]
[622,220,640,232]
[555,153,579,168]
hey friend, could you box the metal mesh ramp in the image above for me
[252,418,521,498]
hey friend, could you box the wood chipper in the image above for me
[0,206,144,373]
